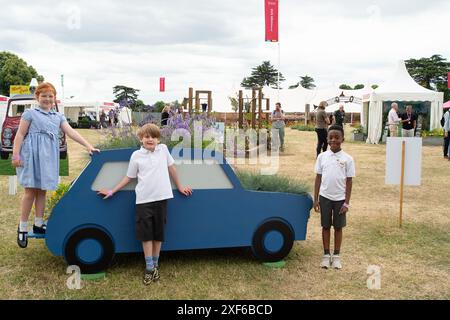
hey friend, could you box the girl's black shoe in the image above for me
[17,227,28,248]
[33,224,46,234]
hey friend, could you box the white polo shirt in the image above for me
[315,150,356,201]
[126,144,175,204]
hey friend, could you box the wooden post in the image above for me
[266,98,270,111]
[238,90,243,129]
[251,88,256,129]
[195,91,200,112]
[305,104,310,126]
[258,89,263,129]
[399,141,406,228]
[188,87,193,114]
[208,91,212,114]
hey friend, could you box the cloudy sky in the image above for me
[1,0,449,110]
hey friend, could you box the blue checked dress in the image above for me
[16,107,67,190]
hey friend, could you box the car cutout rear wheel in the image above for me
[64,227,114,274]
[252,220,294,262]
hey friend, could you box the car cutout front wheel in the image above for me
[252,220,294,262]
[64,227,114,274]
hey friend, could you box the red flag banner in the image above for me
[160,77,165,92]
[265,0,279,42]
[448,72,450,89]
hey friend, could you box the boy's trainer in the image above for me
[320,254,331,269]
[331,255,342,269]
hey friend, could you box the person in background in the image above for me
[400,105,417,137]
[387,102,401,137]
[271,102,286,152]
[114,110,119,127]
[108,109,114,127]
[100,110,107,128]
[315,101,330,157]
[444,108,450,160]
[333,105,345,127]
[161,106,170,126]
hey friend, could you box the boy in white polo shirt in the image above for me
[314,125,355,270]
[98,123,192,285]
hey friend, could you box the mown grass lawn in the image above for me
[0,127,449,299]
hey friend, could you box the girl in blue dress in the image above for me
[12,82,99,248]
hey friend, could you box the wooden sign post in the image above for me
[399,141,406,228]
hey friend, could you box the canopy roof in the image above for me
[371,60,442,101]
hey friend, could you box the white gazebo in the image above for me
[365,61,444,144]
[63,100,132,126]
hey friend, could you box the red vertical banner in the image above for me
[265,0,279,42]
[160,77,165,92]
[448,72,450,89]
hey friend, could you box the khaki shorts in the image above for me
[389,125,398,137]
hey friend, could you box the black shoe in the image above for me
[143,269,154,285]
[152,267,160,282]
[33,224,46,234]
[17,227,28,248]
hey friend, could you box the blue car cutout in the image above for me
[41,148,312,273]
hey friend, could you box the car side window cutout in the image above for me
[171,160,234,190]
[91,160,234,191]
[91,162,136,191]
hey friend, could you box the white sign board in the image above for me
[385,137,422,186]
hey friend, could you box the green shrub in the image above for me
[45,183,70,219]
[291,125,315,131]
[236,170,310,195]
[96,136,141,150]
[421,128,444,137]
[352,125,364,134]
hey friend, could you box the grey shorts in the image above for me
[319,195,346,229]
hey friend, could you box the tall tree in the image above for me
[289,75,316,89]
[339,84,353,90]
[406,54,450,101]
[0,51,44,96]
[241,61,285,89]
[113,85,140,111]
[405,54,449,89]
[153,101,166,113]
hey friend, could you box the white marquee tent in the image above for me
[365,61,444,144]
[63,100,132,126]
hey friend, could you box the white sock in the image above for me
[19,221,28,232]
[34,217,44,227]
